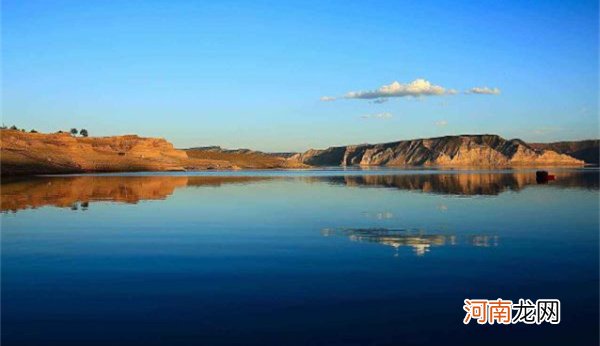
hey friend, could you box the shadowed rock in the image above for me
[530,140,599,165]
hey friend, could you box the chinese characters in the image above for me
[463,299,560,325]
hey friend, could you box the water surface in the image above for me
[2,169,598,345]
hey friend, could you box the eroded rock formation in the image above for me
[290,135,584,167]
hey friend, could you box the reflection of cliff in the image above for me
[2,170,597,212]
[186,176,269,187]
[322,228,498,256]
[1,176,267,212]
[321,170,598,195]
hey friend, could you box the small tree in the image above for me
[30,129,38,133]
[80,129,88,137]
[10,125,17,130]
[70,128,78,136]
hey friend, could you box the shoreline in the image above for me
[3,165,597,179]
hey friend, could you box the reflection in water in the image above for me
[2,170,598,345]
[0,176,267,212]
[322,227,499,256]
[323,170,599,195]
[1,170,597,212]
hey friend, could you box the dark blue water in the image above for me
[2,169,598,345]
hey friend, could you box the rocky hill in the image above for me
[530,140,599,165]
[1,130,192,175]
[0,130,302,175]
[185,146,302,169]
[289,135,584,167]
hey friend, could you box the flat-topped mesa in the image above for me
[1,129,188,175]
[290,134,584,167]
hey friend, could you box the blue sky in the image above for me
[2,0,598,151]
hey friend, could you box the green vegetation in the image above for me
[2,126,90,137]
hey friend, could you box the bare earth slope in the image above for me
[290,134,584,167]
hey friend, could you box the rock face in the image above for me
[1,130,189,175]
[290,135,584,167]
[530,140,599,165]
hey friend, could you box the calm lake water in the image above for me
[1,169,599,345]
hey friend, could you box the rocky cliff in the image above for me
[290,135,584,167]
[1,129,189,175]
[530,140,599,165]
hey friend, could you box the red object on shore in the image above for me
[547,175,555,180]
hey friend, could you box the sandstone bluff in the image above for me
[289,134,584,167]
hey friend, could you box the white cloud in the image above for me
[435,120,448,127]
[345,79,453,100]
[361,112,393,120]
[466,87,501,95]
[320,96,336,102]
[321,80,499,102]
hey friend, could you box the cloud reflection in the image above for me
[322,227,498,256]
